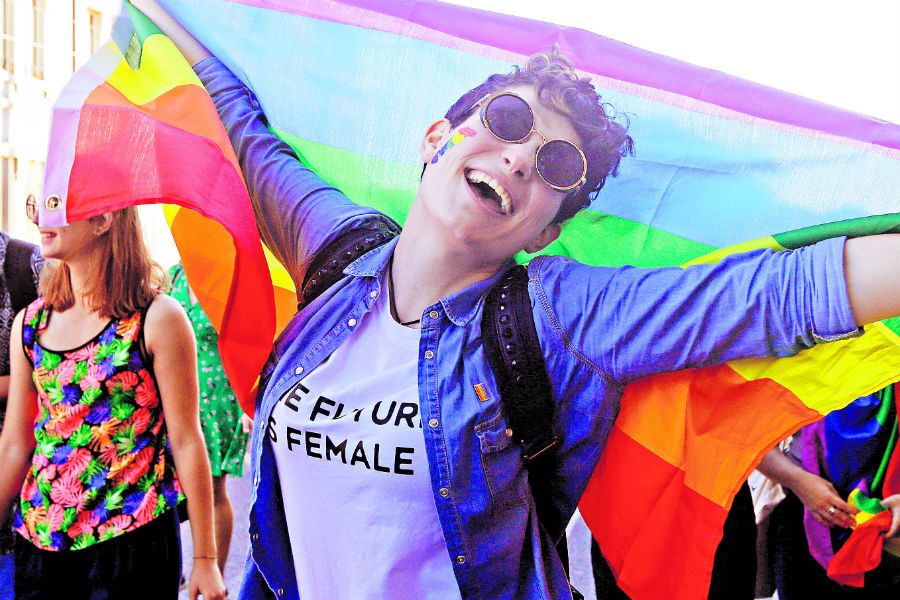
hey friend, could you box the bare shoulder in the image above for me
[144,294,192,347]
[9,308,26,352]
[11,307,25,331]
[146,293,188,323]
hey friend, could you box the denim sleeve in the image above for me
[193,58,382,289]
[532,236,861,385]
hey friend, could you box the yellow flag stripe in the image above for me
[264,245,296,292]
[682,235,784,267]
[105,35,202,106]
[729,321,900,413]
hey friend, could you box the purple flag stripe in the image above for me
[228,0,900,151]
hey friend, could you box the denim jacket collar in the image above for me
[345,236,514,327]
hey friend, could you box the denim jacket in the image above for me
[195,58,861,600]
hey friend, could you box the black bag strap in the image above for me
[482,264,581,598]
[256,216,401,398]
[482,265,559,463]
[481,266,561,532]
[4,238,38,315]
[299,218,401,310]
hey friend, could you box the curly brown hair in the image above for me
[443,47,634,223]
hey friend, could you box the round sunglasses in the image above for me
[475,92,587,192]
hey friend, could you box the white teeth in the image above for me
[466,170,512,214]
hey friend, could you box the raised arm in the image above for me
[844,234,900,326]
[131,0,386,289]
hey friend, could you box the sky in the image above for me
[444,0,900,124]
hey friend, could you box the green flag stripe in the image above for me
[523,211,716,267]
[124,2,163,47]
[279,131,899,274]
[875,384,894,427]
[883,317,900,338]
[278,130,715,267]
[773,213,900,249]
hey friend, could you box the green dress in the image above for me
[168,264,248,477]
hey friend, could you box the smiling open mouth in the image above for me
[466,170,512,214]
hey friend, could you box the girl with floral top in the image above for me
[0,206,225,600]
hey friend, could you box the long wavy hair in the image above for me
[40,207,167,319]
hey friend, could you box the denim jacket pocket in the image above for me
[475,410,529,512]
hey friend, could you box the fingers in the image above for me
[812,501,856,529]
[831,496,859,515]
[887,505,900,538]
[810,510,830,526]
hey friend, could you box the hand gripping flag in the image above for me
[41,3,274,410]
[49,1,900,598]
[801,385,900,587]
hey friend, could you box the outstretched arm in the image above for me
[844,234,900,326]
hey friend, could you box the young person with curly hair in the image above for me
[136,4,900,598]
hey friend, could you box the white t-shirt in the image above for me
[269,285,462,600]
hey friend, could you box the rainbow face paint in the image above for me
[430,126,477,164]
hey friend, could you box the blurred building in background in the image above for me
[0,0,118,243]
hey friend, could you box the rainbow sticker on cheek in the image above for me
[430,127,478,164]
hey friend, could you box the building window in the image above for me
[89,10,102,55]
[32,0,45,79]
[1,0,14,72]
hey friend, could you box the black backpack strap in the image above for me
[299,217,401,310]
[256,215,400,402]
[4,238,38,315]
[482,265,582,599]
[482,265,559,462]
[482,265,562,529]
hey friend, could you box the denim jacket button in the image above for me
[424,350,435,359]
[252,533,259,541]
[456,555,467,565]
[294,366,304,375]
[439,487,450,498]
[277,587,285,596]
[428,418,439,428]
[429,310,440,319]
[348,318,357,327]
[369,290,378,299]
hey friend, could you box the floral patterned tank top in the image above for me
[15,298,184,551]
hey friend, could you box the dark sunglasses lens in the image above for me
[537,140,585,189]
[484,94,533,142]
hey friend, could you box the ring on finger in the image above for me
[828,506,837,516]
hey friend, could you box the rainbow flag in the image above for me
[47,1,900,598]
[41,2,274,408]
[802,385,900,587]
